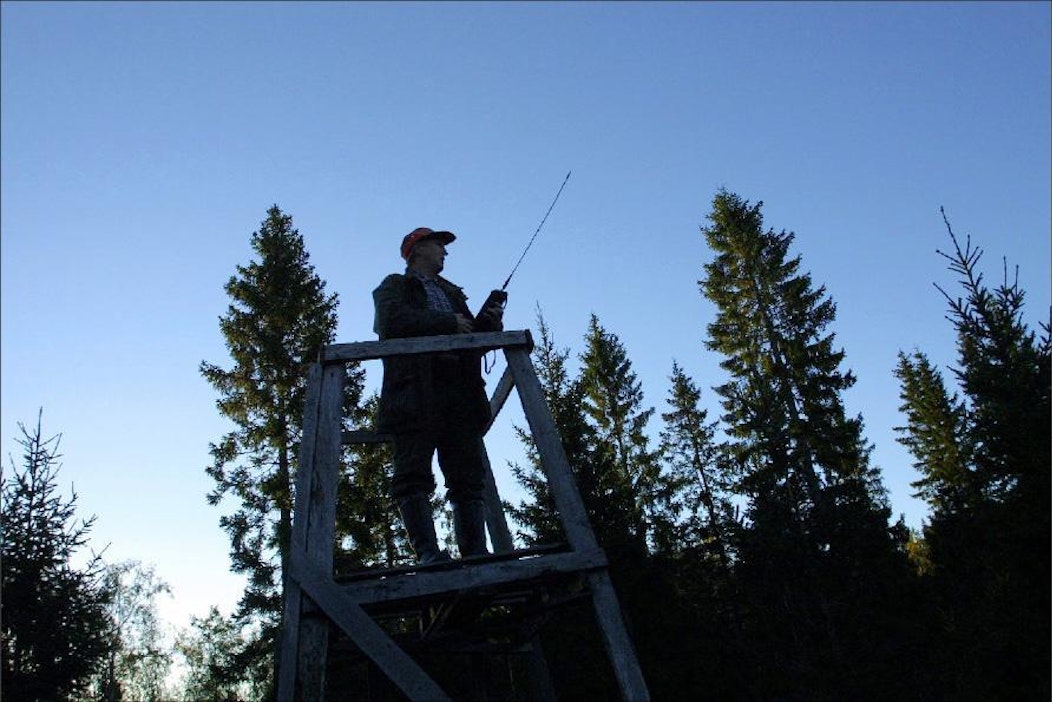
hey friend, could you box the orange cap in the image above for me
[401,227,456,260]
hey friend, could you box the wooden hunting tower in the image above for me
[277,330,650,701]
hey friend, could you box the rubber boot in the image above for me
[453,499,489,558]
[397,494,450,564]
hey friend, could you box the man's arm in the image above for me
[439,278,503,333]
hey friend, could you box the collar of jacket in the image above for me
[405,268,466,298]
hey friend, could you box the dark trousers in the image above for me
[390,423,486,505]
[389,360,489,504]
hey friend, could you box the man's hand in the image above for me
[454,314,475,333]
[476,305,504,330]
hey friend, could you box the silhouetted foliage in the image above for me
[1,412,111,702]
[658,360,737,560]
[175,606,264,701]
[895,211,1051,700]
[578,313,660,561]
[334,394,412,573]
[895,350,974,513]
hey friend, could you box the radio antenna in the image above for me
[501,170,572,291]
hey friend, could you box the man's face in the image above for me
[413,238,447,272]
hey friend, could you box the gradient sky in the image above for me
[3,1,1049,633]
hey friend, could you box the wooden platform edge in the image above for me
[323,329,533,364]
[337,549,608,605]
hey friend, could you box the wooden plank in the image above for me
[484,362,557,702]
[292,550,452,702]
[339,549,608,605]
[506,340,636,698]
[277,363,323,702]
[296,363,346,699]
[587,570,651,702]
[335,543,569,583]
[479,438,515,554]
[504,348,599,552]
[291,364,325,553]
[323,330,532,363]
[308,363,347,558]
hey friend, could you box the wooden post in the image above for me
[295,363,345,699]
[588,571,651,701]
[479,439,515,554]
[481,368,516,554]
[278,364,323,701]
[484,365,516,434]
[505,346,651,702]
[504,348,598,552]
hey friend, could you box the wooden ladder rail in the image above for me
[277,330,650,701]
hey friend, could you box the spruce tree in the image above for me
[200,205,363,686]
[933,210,1050,508]
[893,350,974,514]
[699,190,912,699]
[579,314,664,558]
[1,412,111,702]
[658,361,735,563]
[505,312,628,699]
[652,362,754,699]
[896,212,1051,698]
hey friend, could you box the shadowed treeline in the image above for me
[503,195,1049,700]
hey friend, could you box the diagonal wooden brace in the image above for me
[290,548,452,702]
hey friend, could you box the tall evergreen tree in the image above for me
[200,205,363,686]
[579,314,664,558]
[893,350,974,514]
[576,315,723,700]
[895,212,1050,699]
[699,190,913,699]
[658,361,736,563]
[510,311,670,559]
[652,362,755,699]
[932,210,1050,508]
[505,311,631,699]
[1,412,111,702]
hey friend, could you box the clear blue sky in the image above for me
[3,1,1049,632]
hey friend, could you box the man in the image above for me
[373,227,504,564]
